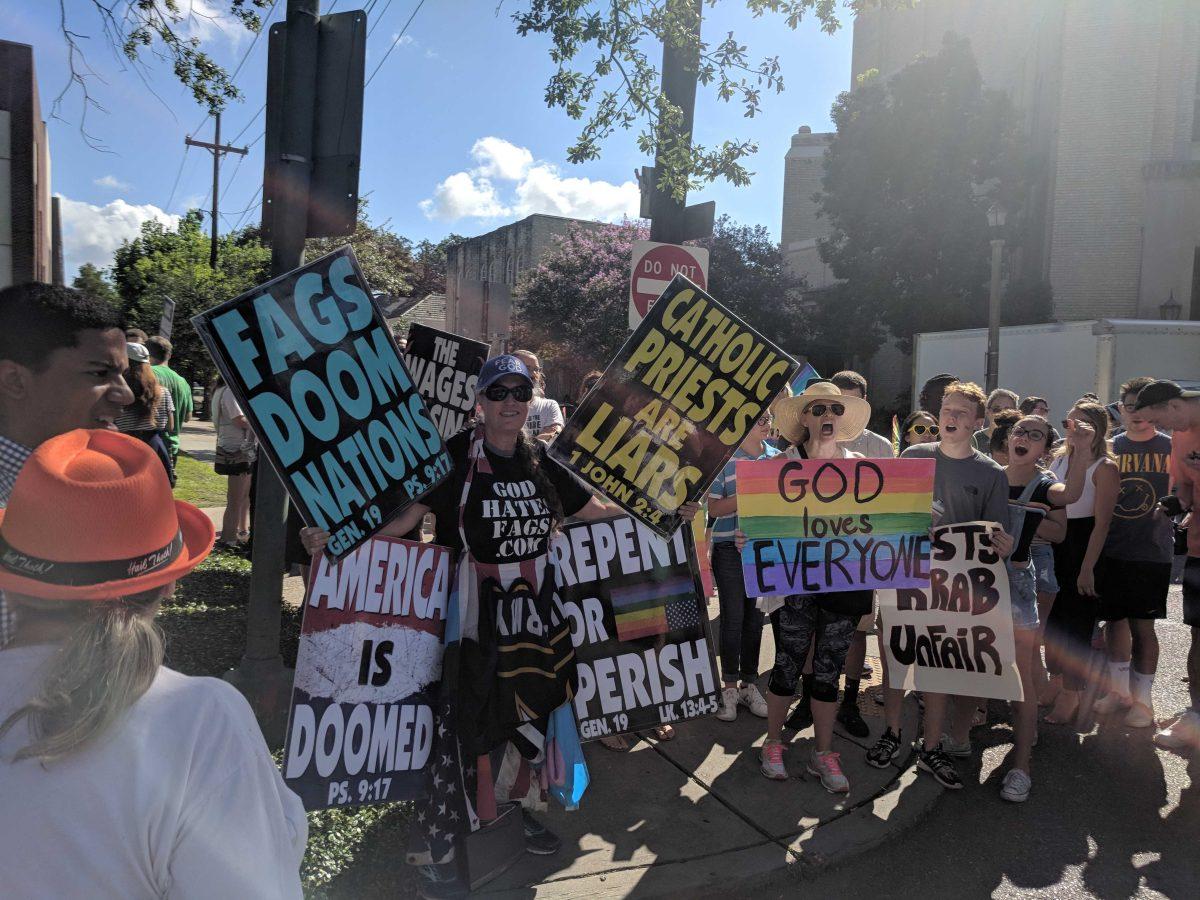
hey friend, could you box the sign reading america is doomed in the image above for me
[404,324,489,438]
[878,522,1022,701]
[192,247,452,560]
[549,514,720,739]
[737,456,935,596]
[552,275,799,537]
[283,536,452,811]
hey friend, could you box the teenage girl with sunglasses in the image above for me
[899,410,939,454]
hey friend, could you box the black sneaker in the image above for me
[522,809,562,855]
[865,727,902,768]
[837,702,870,738]
[917,745,964,790]
[785,697,813,731]
[416,862,468,900]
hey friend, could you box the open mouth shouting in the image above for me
[820,422,835,437]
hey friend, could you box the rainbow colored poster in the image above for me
[737,456,935,596]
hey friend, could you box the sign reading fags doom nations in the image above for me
[283,536,452,811]
[878,522,1022,701]
[552,275,799,537]
[192,247,452,560]
[404,324,489,439]
[549,514,720,739]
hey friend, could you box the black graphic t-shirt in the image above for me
[1104,431,1173,563]
[425,430,592,565]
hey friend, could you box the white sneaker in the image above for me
[1124,702,1154,729]
[1154,710,1200,751]
[717,686,739,722]
[738,683,769,718]
[1000,768,1032,803]
[1093,692,1131,716]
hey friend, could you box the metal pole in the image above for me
[223,0,320,744]
[649,0,701,244]
[985,237,1004,393]
[210,113,221,269]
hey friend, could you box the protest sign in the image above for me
[691,505,714,598]
[878,522,1022,701]
[193,247,452,560]
[738,456,935,596]
[282,535,452,811]
[404,323,489,438]
[789,361,820,395]
[549,514,720,739]
[552,274,798,537]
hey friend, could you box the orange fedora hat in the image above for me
[0,430,214,601]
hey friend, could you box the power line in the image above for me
[189,0,280,138]
[164,145,190,211]
[365,0,426,86]
[366,0,395,36]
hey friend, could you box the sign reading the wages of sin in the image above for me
[738,457,935,596]
[549,514,720,739]
[878,523,1022,701]
[404,324,489,438]
[283,535,452,811]
[193,247,452,560]
[552,275,798,537]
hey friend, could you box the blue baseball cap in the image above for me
[477,354,533,392]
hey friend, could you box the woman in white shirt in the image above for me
[0,428,307,899]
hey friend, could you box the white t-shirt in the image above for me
[0,645,308,899]
[213,386,253,453]
[524,396,564,438]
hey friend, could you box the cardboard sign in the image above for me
[552,274,798,537]
[738,456,935,596]
[158,296,176,340]
[629,240,710,329]
[549,514,720,739]
[192,247,452,560]
[404,323,489,438]
[282,536,452,811]
[879,522,1022,701]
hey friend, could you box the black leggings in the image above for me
[1045,517,1098,691]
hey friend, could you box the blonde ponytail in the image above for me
[0,591,164,764]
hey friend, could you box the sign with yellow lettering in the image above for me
[550,274,799,536]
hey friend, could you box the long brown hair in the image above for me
[125,361,162,418]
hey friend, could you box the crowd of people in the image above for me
[1,280,1198,899]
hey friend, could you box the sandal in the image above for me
[600,735,631,752]
[653,724,675,741]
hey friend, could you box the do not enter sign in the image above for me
[629,241,710,329]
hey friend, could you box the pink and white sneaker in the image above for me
[760,741,788,780]
[807,750,850,793]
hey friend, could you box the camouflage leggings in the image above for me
[768,595,858,702]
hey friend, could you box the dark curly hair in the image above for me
[0,283,123,371]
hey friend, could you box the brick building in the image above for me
[783,0,1200,323]
[0,40,56,289]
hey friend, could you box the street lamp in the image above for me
[1160,290,1182,321]
[985,202,1007,393]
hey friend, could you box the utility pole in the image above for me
[185,112,248,268]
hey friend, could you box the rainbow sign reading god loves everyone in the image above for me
[737,457,936,596]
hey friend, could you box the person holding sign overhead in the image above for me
[755,382,874,793]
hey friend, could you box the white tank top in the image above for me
[1049,455,1102,518]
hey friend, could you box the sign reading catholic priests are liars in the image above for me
[193,247,452,560]
[552,275,798,536]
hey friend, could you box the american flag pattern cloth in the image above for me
[0,434,33,648]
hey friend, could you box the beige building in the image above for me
[784,0,1200,324]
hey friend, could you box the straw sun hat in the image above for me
[773,381,871,445]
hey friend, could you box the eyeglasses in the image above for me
[804,403,845,418]
[988,405,1012,414]
[483,384,534,402]
[1011,426,1046,441]
[907,424,939,437]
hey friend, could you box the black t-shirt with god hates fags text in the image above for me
[425,430,592,565]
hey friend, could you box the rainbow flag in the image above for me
[735,457,935,596]
[611,574,695,641]
[789,362,820,396]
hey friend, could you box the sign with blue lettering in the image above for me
[193,247,452,560]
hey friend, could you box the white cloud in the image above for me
[178,0,250,46]
[93,174,130,191]
[390,33,415,47]
[57,195,180,279]
[419,138,639,224]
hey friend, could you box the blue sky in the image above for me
[2,1,854,280]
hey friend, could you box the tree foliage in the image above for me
[72,262,121,307]
[305,200,421,298]
[512,0,877,200]
[816,34,1052,356]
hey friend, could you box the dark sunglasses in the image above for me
[1011,426,1046,441]
[483,384,534,402]
[908,424,939,436]
[756,414,774,427]
[805,403,845,418]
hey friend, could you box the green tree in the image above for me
[112,211,271,387]
[410,234,465,300]
[72,262,121,307]
[305,200,419,298]
[512,1,880,200]
[816,34,1051,356]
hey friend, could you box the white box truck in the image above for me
[912,319,1200,417]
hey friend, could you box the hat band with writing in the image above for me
[0,530,184,587]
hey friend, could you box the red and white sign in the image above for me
[629,241,710,328]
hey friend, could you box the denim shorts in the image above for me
[1007,559,1040,630]
[1030,543,1058,595]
